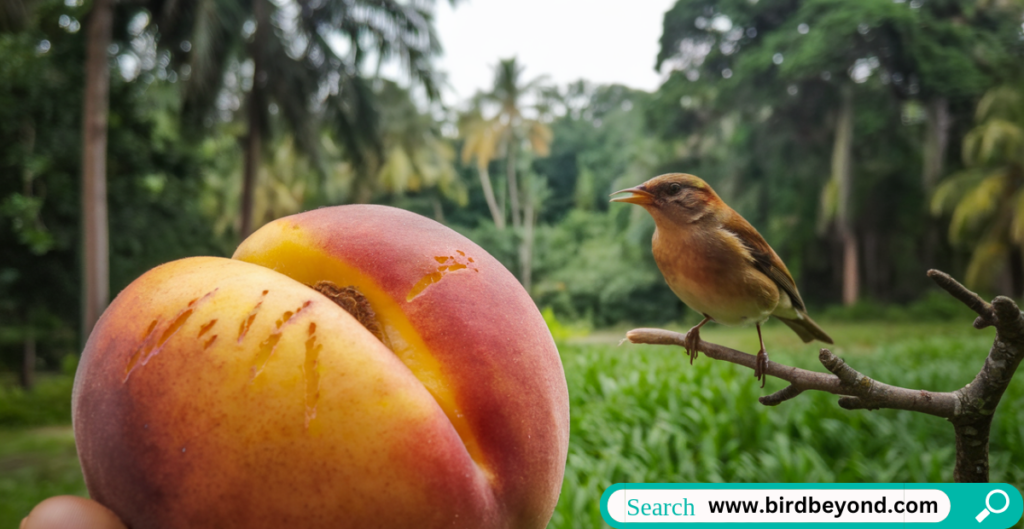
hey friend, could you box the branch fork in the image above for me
[621,270,1024,483]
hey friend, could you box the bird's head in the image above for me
[610,173,723,225]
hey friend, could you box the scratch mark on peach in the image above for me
[237,290,269,343]
[250,301,312,380]
[303,322,323,429]
[198,319,218,338]
[124,289,218,381]
[407,253,479,301]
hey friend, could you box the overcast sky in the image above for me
[433,0,678,105]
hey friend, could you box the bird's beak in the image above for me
[610,186,655,206]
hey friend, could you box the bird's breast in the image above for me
[653,225,779,326]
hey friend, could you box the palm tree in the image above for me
[458,58,552,289]
[486,58,551,230]
[459,58,551,230]
[156,0,444,236]
[932,86,1024,293]
[459,103,504,228]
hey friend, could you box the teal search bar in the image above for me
[600,483,1022,528]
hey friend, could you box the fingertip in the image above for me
[22,496,126,529]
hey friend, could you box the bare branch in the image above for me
[759,384,803,406]
[927,269,995,328]
[623,329,959,418]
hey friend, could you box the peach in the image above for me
[73,205,569,529]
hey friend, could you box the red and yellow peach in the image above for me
[73,205,569,529]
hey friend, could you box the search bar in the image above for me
[600,483,1022,528]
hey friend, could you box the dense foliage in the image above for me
[3,0,1024,370]
[1,0,226,371]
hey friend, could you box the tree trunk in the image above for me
[506,137,521,230]
[240,0,268,238]
[833,88,858,306]
[81,0,113,338]
[20,326,35,390]
[842,232,859,306]
[519,174,534,291]
[241,100,261,237]
[477,164,505,229]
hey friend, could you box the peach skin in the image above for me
[73,205,569,529]
[611,173,833,387]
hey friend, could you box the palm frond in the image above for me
[930,169,987,216]
[949,171,1007,244]
[976,85,1023,124]
[180,0,246,127]
[963,119,1024,166]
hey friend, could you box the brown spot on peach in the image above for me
[198,319,217,338]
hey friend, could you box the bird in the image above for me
[611,173,833,387]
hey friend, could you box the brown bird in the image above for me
[611,173,833,387]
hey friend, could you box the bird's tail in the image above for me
[776,312,833,344]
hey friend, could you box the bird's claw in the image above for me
[754,349,769,388]
[682,326,701,365]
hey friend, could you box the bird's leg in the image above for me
[683,315,712,365]
[755,322,769,388]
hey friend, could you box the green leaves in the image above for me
[0,194,54,256]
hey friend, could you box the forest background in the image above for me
[2,0,1024,526]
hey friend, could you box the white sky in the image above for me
[433,0,678,105]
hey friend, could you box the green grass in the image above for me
[1,322,1021,528]
[0,373,75,427]
[0,426,85,526]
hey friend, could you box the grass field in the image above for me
[1,320,1022,528]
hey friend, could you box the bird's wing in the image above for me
[721,213,807,313]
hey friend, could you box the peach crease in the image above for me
[233,234,491,480]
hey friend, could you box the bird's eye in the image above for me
[667,183,683,194]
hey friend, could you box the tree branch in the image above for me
[623,328,959,417]
[926,269,996,328]
[621,270,1024,482]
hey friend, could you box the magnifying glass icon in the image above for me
[976,489,1010,522]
